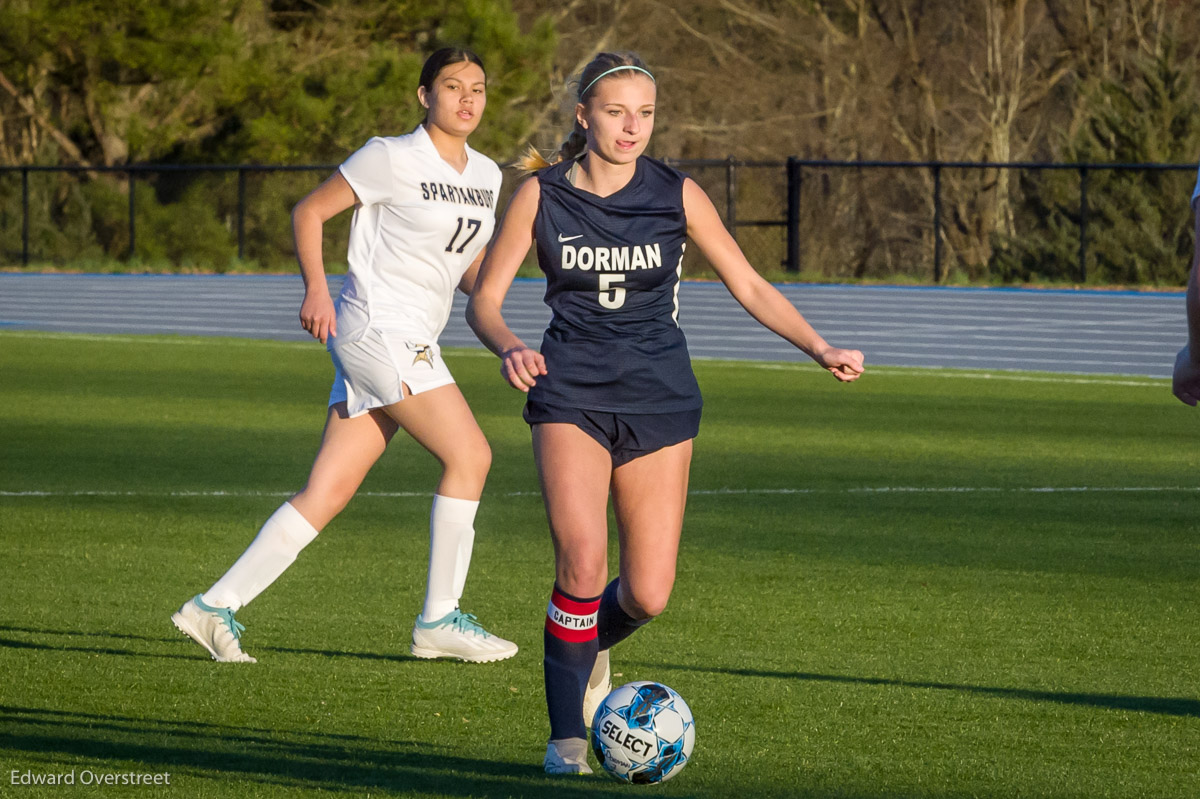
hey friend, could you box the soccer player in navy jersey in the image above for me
[1172,165,1200,405]
[467,51,865,774]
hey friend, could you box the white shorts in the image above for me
[327,329,455,418]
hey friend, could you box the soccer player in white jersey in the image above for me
[171,47,517,664]
[1172,164,1200,404]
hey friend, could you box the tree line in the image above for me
[2,0,1198,284]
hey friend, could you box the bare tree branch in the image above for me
[0,67,90,166]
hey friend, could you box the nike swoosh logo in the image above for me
[557,233,583,243]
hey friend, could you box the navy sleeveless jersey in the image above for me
[529,157,702,413]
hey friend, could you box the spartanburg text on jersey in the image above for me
[531,157,702,414]
[334,126,502,346]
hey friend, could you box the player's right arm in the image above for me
[1172,200,1200,405]
[466,176,547,392]
[292,172,358,344]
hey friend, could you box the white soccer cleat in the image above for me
[410,609,518,663]
[171,595,256,663]
[583,648,612,729]
[544,737,593,775]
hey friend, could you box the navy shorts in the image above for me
[523,400,701,467]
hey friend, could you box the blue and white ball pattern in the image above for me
[590,681,695,784]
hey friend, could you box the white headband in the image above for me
[580,65,655,98]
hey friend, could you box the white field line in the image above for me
[2,486,1196,499]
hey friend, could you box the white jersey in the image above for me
[334,125,502,344]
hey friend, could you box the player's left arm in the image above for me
[682,178,864,382]
[292,171,359,344]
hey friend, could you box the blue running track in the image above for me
[0,273,1184,378]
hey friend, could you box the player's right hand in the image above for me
[816,346,865,383]
[1172,345,1200,406]
[501,346,547,392]
[299,291,336,344]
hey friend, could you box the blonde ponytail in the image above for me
[518,144,553,172]
[517,122,589,173]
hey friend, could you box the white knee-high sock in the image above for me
[202,502,320,612]
[419,495,479,623]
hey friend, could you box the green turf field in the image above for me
[1,331,1197,798]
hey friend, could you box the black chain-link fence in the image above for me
[674,158,1198,285]
[0,165,339,270]
[3,159,1196,285]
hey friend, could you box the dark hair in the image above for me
[519,51,653,171]
[419,47,486,93]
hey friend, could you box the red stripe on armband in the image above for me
[545,590,600,642]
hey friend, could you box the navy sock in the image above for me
[596,577,651,651]
[544,585,601,741]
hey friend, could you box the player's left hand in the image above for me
[815,346,865,383]
[1172,345,1200,406]
[500,345,547,392]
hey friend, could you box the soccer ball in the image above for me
[590,681,695,784]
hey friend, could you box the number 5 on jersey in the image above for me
[599,274,626,309]
[445,217,482,254]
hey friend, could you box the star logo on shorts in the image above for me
[412,345,434,367]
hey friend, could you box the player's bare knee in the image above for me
[444,439,491,486]
[295,480,355,520]
[332,478,363,510]
[624,584,672,619]
[556,561,607,598]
